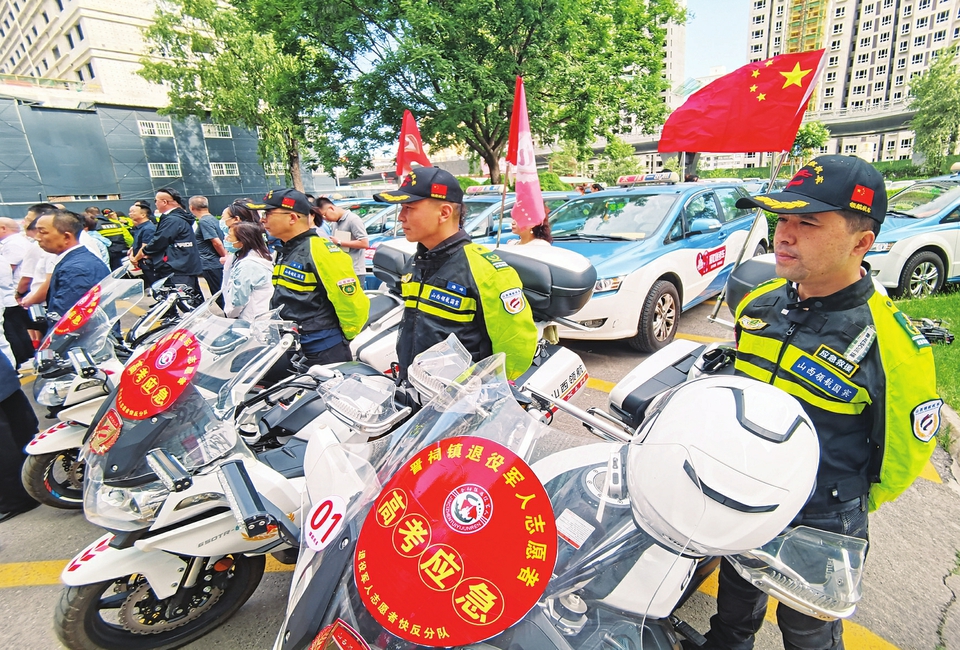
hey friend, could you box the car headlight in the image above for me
[870,242,896,253]
[594,276,624,294]
[34,374,77,406]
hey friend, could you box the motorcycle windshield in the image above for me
[279,353,711,650]
[39,270,145,362]
[81,313,290,530]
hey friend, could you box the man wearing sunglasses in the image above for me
[247,189,369,372]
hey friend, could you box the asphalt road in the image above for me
[1,301,958,649]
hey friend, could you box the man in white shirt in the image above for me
[0,217,29,283]
[0,216,40,365]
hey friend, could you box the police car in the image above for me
[865,178,960,297]
[541,173,769,352]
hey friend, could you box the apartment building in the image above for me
[746,0,960,162]
[0,0,166,106]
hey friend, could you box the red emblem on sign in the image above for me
[308,619,370,650]
[115,328,201,420]
[52,285,102,335]
[89,409,123,455]
[696,245,727,276]
[431,183,447,199]
[354,436,557,647]
[852,184,875,206]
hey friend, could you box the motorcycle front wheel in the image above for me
[22,450,84,509]
[54,553,265,650]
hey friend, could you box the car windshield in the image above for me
[887,183,960,218]
[550,193,679,240]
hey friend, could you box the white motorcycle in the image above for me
[22,272,216,509]
[22,271,145,508]
[55,277,605,650]
[272,347,869,650]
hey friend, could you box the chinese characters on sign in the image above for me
[115,328,201,420]
[354,435,557,647]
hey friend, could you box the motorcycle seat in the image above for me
[367,293,402,325]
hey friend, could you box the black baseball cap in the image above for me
[373,167,464,204]
[246,188,312,215]
[736,155,887,223]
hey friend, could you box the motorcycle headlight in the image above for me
[869,241,896,253]
[594,276,624,294]
[34,374,77,406]
[85,480,169,531]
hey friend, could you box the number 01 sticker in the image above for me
[305,496,347,552]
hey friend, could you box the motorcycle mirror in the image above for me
[66,348,98,379]
[145,448,193,493]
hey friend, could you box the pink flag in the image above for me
[506,77,546,231]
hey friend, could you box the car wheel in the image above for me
[629,280,680,352]
[753,242,767,256]
[896,251,944,298]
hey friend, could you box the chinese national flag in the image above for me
[395,110,432,178]
[506,76,546,231]
[658,49,826,154]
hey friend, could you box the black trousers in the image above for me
[261,340,352,386]
[3,306,34,366]
[201,267,225,310]
[705,503,869,650]
[0,388,39,511]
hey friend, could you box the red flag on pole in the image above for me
[506,76,546,231]
[395,110,432,178]
[658,49,826,154]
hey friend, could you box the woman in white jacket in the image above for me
[221,221,274,320]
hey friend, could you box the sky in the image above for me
[684,0,750,80]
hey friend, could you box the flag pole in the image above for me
[497,164,509,249]
[707,150,789,326]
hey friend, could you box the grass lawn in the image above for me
[894,289,960,413]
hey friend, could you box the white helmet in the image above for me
[626,375,819,556]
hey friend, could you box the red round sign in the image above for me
[52,285,102,335]
[354,435,557,647]
[115,328,201,420]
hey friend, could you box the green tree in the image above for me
[909,48,960,175]
[538,171,573,191]
[548,141,583,177]
[790,121,830,167]
[595,136,642,185]
[138,0,342,190]
[243,0,683,184]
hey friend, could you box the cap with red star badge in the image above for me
[245,188,312,215]
[374,167,464,205]
[736,155,887,223]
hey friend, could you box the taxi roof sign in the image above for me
[617,172,680,186]
[466,184,507,194]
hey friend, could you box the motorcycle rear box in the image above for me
[372,240,597,320]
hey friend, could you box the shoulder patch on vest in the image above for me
[894,310,931,348]
[337,277,358,295]
[500,288,525,314]
[326,242,341,254]
[479,250,509,270]
[911,398,943,442]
